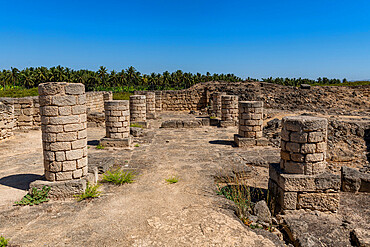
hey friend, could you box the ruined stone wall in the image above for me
[161,89,207,111]
[0,97,40,129]
[0,90,112,130]
[0,102,15,140]
[86,91,112,113]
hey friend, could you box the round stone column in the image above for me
[238,101,263,138]
[104,100,130,139]
[38,82,87,181]
[280,116,328,175]
[129,95,146,122]
[220,95,238,126]
[144,92,156,119]
[212,92,226,117]
[155,91,162,112]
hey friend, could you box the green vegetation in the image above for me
[0,66,242,92]
[14,186,51,206]
[102,169,135,185]
[75,183,101,201]
[134,144,140,147]
[0,236,9,247]
[113,91,131,100]
[0,87,38,98]
[210,116,217,119]
[96,144,105,149]
[130,123,143,128]
[165,176,179,184]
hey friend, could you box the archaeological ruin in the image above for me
[0,81,369,246]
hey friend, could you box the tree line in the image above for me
[261,77,347,87]
[0,66,351,91]
[0,66,243,91]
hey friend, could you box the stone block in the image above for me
[297,192,339,212]
[234,134,256,147]
[99,137,132,148]
[29,178,86,198]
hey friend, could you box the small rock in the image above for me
[253,200,272,224]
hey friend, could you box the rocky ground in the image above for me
[0,111,369,246]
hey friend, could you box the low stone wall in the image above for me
[161,89,207,111]
[0,102,15,140]
[0,96,40,129]
[0,91,112,130]
[86,91,112,113]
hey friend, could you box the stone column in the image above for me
[234,101,268,147]
[38,82,87,182]
[130,95,146,124]
[280,116,327,175]
[220,95,238,127]
[144,92,156,119]
[212,92,226,117]
[268,116,339,213]
[100,100,131,147]
[155,91,162,113]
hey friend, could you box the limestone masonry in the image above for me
[130,95,146,123]
[220,95,238,127]
[280,116,327,175]
[0,102,15,140]
[39,82,88,182]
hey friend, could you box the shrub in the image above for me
[102,169,135,185]
[130,123,143,128]
[96,144,104,149]
[75,183,101,201]
[134,144,140,147]
[0,236,9,247]
[165,176,179,184]
[14,186,51,206]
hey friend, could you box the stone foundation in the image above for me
[212,92,226,117]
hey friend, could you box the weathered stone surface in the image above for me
[297,192,339,212]
[341,166,370,193]
[29,178,86,198]
[100,137,132,148]
[351,228,370,247]
[253,200,272,224]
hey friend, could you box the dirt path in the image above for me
[0,112,279,246]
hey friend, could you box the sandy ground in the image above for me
[0,112,280,246]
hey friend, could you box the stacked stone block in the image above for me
[220,95,238,127]
[104,100,130,138]
[161,89,206,111]
[212,92,226,117]
[86,91,113,113]
[39,82,88,182]
[144,92,156,119]
[100,100,131,147]
[155,91,162,112]
[0,102,15,140]
[269,116,339,213]
[130,95,146,123]
[280,116,327,175]
[234,101,268,147]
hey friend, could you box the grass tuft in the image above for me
[165,176,179,184]
[14,186,51,206]
[102,169,135,185]
[96,144,105,149]
[130,123,143,128]
[75,183,101,201]
[0,236,9,247]
[134,144,140,147]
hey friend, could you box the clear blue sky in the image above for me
[1,0,369,80]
